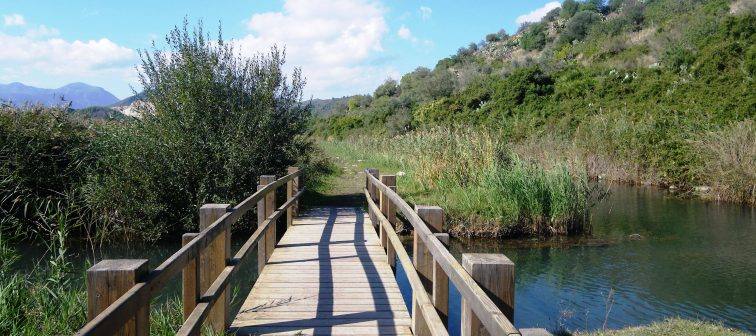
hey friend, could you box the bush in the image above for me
[0,106,94,239]
[374,79,399,98]
[561,0,580,18]
[520,23,548,51]
[84,21,313,240]
[559,10,604,45]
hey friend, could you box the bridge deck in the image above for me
[231,207,412,336]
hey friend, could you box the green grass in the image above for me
[319,127,595,237]
[580,318,750,336]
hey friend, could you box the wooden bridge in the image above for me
[77,167,539,336]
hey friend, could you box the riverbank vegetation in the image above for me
[0,21,319,244]
[312,0,755,205]
[582,318,750,336]
[321,127,597,237]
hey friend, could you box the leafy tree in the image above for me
[520,23,548,51]
[561,0,580,18]
[86,20,313,240]
[559,10,604,45]
[374,79,399,98]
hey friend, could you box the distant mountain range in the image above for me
[0,82,119,109]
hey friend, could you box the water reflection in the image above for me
[446,185,755,333]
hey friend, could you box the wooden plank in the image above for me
[232,325,413,336]
[232,206,412,336]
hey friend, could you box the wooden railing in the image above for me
[365,169,521,336]
[77,167,303,336]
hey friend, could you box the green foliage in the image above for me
[320,128,594,236]
[313,0,756,205]
[373,79,399,98]
[559,10,604,45]
[520,22,548,51]
[84,21,312,240]
[0,106,94,239]
[561,0,581,18]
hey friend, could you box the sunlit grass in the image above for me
[319,127,594,237]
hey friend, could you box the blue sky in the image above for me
[0,1,561,99]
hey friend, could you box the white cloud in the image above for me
[236,0,394,98]
[0,30,137,87]
[24,25,60,38]
[398,25,414,40]
[419,6,432,21]
[515,1,561,25]
[3,14,26,26]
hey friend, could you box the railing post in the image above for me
[87,259,149,336]
[433,232,450,324]
[366,168,379,226]
[257,175,276,274]
[287,167,299,228]
[199,204,231,331]
[379,175,397,267]
[413,205,444,292]
[366,168,379,202]
[182,233,200,322]
[461,254,515,336]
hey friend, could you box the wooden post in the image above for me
[461,254,515,336]
[366,168,379,227]
[379,174,396,254]
[287,167,299,228]
[366,168,379,201]
[199,203,231,331]
[413,205,444,292]
[182,233,200,321]
[257,175,276,274]
[433,232,450,324]
[412,296,431,336]
[87,259,149,336]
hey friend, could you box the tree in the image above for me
[561,0,580,18]
[374,79,399,98]
[86,20,313,240]
[559,10,603,45]
[520,23,548,51]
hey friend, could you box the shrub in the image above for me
[374,79,399,98]
[559,10,604,45]
[561,0,581,19]
[84,21,313,240]
[0,106,94,239]
[520,23,548,51]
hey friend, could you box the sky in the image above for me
[0,1,562,100]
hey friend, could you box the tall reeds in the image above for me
[321,127,594,237]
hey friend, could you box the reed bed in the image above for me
[321,127,594,237]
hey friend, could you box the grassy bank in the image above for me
[579,318,750,336]
[320,127,597,237]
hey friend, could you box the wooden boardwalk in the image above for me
[230,207,413,336]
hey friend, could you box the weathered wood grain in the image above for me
[232,206,412,336]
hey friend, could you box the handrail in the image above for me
[77,170,303,336]
[365,170,520,336]
[365,189,448,336]
[177,189,304,335]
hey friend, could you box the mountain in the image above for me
[0,82,119,109]
[110,92,146,107]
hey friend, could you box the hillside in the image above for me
[313,0,755,204]
[0,82,119,109]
